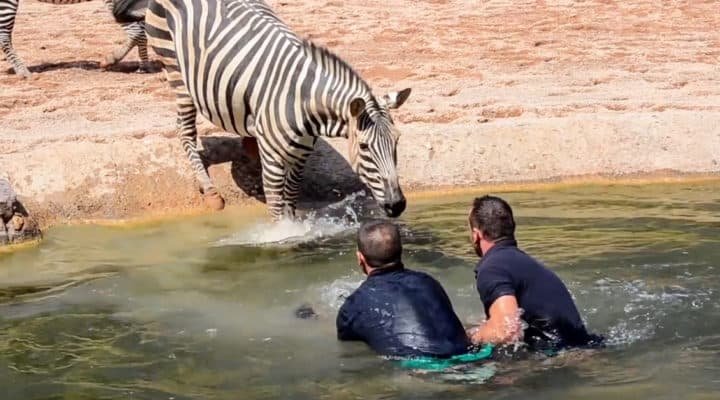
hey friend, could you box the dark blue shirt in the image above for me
[336,266,471,358]
[475,239,602,349]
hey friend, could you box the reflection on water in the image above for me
[0,182,719,399]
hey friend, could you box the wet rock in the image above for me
[294,303,318,320]
[0,178,42,246]
[0,178,16,221]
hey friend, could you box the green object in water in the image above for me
[399,344,494,371]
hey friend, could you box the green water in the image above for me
[0,182,719,399]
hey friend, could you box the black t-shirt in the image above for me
[336,266,471,358]
[475,239,602,349]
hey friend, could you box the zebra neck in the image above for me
[306,92,374,139]
[301,41,374,139]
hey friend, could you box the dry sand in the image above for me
[1,0,719,226]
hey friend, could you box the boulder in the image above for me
[0,178,42,246]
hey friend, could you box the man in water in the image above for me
[467,195,603,351]
[336,220,471,358]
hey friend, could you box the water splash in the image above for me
[318,274,365,311]
[214,192,370,247]
[592,276,717,347]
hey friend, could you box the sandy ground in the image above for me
[1,0,719,226]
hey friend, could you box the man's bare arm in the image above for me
[468,295,523,345]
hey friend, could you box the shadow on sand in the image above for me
[8,60,164,75]
[199,136,365,206]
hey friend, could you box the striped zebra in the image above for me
[0,0,149,78]
[112,0,411,220]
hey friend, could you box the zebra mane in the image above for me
[301,39,374,101]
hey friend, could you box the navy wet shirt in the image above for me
[475,239,602,349]
[336,266,470,358]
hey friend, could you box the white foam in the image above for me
[605,320,655,346]
[214,192,370,247]
[318,274,365,311]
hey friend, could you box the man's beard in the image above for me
[473,241,483,258]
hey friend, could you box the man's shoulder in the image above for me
[339,281,369,310]
[476,245,539,278]
[485,245,541,267]
[402,268,443,285]
[475,253,511,273]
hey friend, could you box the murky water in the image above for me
[1,182,719,399]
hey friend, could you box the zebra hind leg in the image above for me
[169,70,225,210]
[0,2,31,78]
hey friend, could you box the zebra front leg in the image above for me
[0,10,31,78]
[259,142,314,221]
[172,81,225,210]
[281,154,312,219]
[259,155,293,221]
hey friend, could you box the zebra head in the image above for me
[347,88,412,218]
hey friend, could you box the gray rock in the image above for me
[0,178,42,246]
[0,178,17,222]
[0,220,8,246]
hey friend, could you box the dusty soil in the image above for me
[1,0,719,226]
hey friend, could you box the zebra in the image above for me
[0,0,149,78]
[112,0,412,220]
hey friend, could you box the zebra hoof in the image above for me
[15,68,31,79]
[204,191,226,211]
[99,57,115,70]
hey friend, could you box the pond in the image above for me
[0,182,718,399]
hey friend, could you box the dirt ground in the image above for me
[1,0,719,226]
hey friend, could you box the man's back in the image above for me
[475,239,600,349]
[337,267,470,358]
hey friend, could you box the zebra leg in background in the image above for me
[99,21,149,71]
[0,0,31,78]
[100,0,149,72]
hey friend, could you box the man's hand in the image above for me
[466,325,480,336]
[468,295,523,345]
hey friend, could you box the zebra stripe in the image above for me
[0,0,149,77]
[113,0,411,219]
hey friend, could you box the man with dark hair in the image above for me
[336,220,471,358]
[467,195,602,350]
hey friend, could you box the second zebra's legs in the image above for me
[100,22,150,72]
[0,1,31,78]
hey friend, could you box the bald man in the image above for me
[336,220,471,358]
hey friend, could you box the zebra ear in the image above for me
[383,88,412,109]
[350,98,366,118]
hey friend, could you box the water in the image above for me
[0,182,719,399]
